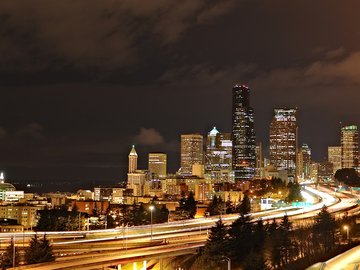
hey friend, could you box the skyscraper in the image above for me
[255,142,263,178]
[148,153,167,179]
[341,125,359,169]
[297,144,311,179]
[205,127,233,182]
[269,108,298,178]
[180,134,203,176]
[328,146,342,174]
[232,84,256,181]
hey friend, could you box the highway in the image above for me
[7,185,360,269]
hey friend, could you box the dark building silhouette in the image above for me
[232,84,256,181]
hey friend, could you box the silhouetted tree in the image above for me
[25,234,54,265]
[238,194,251,215]
[313,205,337,252]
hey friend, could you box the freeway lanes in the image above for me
[8,185,360,270]
[11,241,204,270]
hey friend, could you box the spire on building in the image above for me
[209,127,219,137]
[129,145,138,156]
[128,145,138,173]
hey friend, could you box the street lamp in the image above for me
[149,205,155,240]
[222,256,231,270]
[344,225,349,241]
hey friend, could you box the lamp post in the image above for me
[344,225,349,242]
[149,205,155,240]
[222,256,231,270]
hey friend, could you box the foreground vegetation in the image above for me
[187,205,359,270]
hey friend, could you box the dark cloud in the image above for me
[0,0,360,187]
[0,0,236,80]
[16,123,45,140]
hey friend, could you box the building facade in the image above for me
[269,108,298,179]
[341,125,359,169]
[328,146,342,174]
[297,144,311,180]
[180,134,203,176]
[205,127,233,182]
[148,153,167,179]
[232,84,256,181]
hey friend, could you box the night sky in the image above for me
[1,0,360,188]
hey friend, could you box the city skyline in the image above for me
[1,1,360,184]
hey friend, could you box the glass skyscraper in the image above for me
[269,108,298,178]
[231,84,256,181]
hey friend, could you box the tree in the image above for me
[190,219,229,270]
[286,182,303,202]
[278,214,295,265]
[238,194,251,215]
[132,204,148,226]
[313,205,337,252]
[25,234,54,265]
[335,168,360,186]
[1,237,19,269]
[185,191,197,218]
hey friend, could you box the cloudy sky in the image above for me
[0,0,359,187]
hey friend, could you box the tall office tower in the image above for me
[127,145,148,196]
[148,153,167,179]
[205,127,233,182]
[255,142,263,178]
[232,84,256,181]
[341,125,359,169]
[180,134,203,176]
[297,144,311,179]
[128,145,138,173]
[328,146,342,174]
[269,108,298,178]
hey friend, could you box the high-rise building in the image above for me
[318,161,334,182]
[180,134,203,176]
[328,146,342,174]
[148,153,167,179]
[341,125,359,169]
[205,127,233,182]
[255,142,263,178]
[232,84,256,180]
[128,145,138,173]
[269,108,298,178]
[297,144,311,180]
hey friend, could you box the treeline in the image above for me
[335,168,360,187]
[36,202,170,231]
[189,206,356,270]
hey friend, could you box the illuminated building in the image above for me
[341,125,359,169]
[205,127,233,182]
[180,134,203,176]
[127,145,150,196]
[255,142,264,178]
[148,153,167,179]
[310,162,318,181]
[232,84,256,181]
[269,108,298,179]
[297,144,311,180]
[328,146,342,174]
[128,145,138,173]
[0,205,44,229]
[318,161,334,182]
